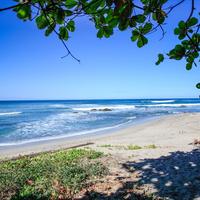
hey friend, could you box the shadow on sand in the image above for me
[81,149,200,200]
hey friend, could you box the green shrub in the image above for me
[0,149,106,200]
[127,145,142,150]
[145,144,157,149]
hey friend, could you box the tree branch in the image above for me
[37,2,80,62]
[166,0,185,15]
[0,1,31,12]
[187,0,195,22]
[0,4,22,12]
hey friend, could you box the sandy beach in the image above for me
[1,113,200,160]
[1,113,200,199]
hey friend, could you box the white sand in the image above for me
[91,112,200,161]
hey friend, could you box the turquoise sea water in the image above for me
[0,99,200,146]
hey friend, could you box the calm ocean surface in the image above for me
[0,99,200,146]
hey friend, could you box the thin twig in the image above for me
[166,0,185,15]
[186,0,195,22]
[38,2,80,62]
[0,4,22,12]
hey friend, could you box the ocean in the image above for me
[0,98,200,146]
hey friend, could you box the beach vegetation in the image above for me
[0,1,199,87]
[145,144,157,149]
[99,144,157,150]
[0,148,107,200]
[127,145,142,150]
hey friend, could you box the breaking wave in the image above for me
[151,100,175,103]
[49,104,69,108]
[72,105,136,111]
[0,112,21,116]
[0,120,132,146]
[144,103,200,107]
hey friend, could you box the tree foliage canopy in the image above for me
[1,0,200,87]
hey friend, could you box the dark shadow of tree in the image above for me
[80,149,200,200]
[10,194,49,200]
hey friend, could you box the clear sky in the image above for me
[0,1,199,100]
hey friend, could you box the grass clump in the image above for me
[145,144,157,149]
[98,144,157,151]
[127,145,142,150]
[0,148,107,200]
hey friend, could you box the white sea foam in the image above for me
[73,105,136,111]
[151,100,175,103]
[49,104,69,108]
[145,103,200,107]
[127,116,137,120]
[172,111,180,114]
[15,112,90,134]
[0,120,131,147]
[9,111,104,142]
[0,112,21,116]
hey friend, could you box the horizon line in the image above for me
[0,97,200,101]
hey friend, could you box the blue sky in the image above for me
[0,1,199,100]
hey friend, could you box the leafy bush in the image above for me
[127,145,142,150]
[0,149,107,200]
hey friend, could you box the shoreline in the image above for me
[0,113,163,147]
[0,113,199,160]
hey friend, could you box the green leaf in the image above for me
[105,10,113,23]
[17,6,31,20]
[106,0,113,7]
[196,83,200,89]
[67,20,75,32]
[66,0,77,9]
[137,35,148,48]
[36,15,49,29]
[88,0,104,10]
[131,30,139,41]
[156,54,164,65]
[152,13,157,21]
[17,10,26,19]
[59,26,69,41]
[158,53,164,62]
[178,33,186,40]
[97,29,104,38]
[118,3,128,14]
[118,20,129,31]
[174,28,180,35]
[187,17,198,27]
[187,55,194,63]
[129,17,137,27]
[65,10,73,16]
[178,21,186,29]
[193,52,199,58]
[109,18,119,28]
[45,24,56,36]
[135,15,146,23]
[103,26,113,37]
[142,23,152,34]
[131,35,138,41]
[186,62,192,70]
[156,11,165,24]
[56,9,65,24]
